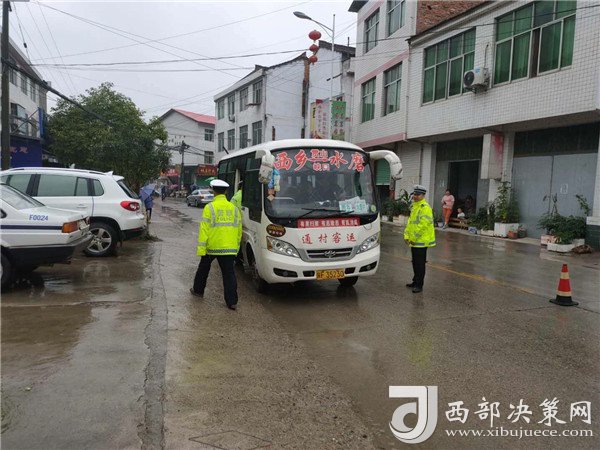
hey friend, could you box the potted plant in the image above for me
[382,198,394,222]
[538,194,588,252]
[469,203,495,236]
[538,194,559,245]
[493,182,520,237]
[392,190,411,226]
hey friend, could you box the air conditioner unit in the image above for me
[463,67,489,91]
[228,114,236,122]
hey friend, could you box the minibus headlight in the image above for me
[266,237,300,258]
[357,233,380,253]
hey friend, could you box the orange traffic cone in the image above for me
[550,264,578,306]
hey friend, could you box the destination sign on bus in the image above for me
[273,149,365,173]
[298,217,360,228]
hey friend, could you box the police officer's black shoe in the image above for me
[189,288,203,298]
[228,304,237,310]
[412,286,423,293]
[406,283,416,288]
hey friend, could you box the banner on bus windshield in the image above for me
[298,218,360,228]
[273,149,365,173]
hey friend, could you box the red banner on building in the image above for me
[298,217,360,228]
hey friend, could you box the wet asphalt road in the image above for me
[1,198,599,450]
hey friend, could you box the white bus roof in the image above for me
[218,139,365,162]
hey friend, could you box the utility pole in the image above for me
[1,1,11,170]
[179,140,189,192]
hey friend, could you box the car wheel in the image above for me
[338,276,358,287]
[249,256,268,294]
[187,200,191,207]
[1,253,13,290]
[85,222,118,257]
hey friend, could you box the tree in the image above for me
[47,82,170,191]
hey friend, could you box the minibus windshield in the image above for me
[264,148,378,219]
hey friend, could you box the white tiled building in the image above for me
[159,108,216,166]
[350,0,600,245]
[213,42,355,163]
[407,0,599,243]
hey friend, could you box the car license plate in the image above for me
[316,269,345,280]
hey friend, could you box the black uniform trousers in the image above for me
[193,255,238,307]
[411,247,428,288]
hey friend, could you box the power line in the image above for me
[30,0,310,62]
[32,48,308,67]
[23,1,73,96]
[34,0,78,95]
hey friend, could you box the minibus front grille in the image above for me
[306,248,353,260]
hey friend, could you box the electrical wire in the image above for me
[23,2,74,96]
[29,0,311,62]
[35,0,79,95]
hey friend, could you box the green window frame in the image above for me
[387,1,405,36]
[383,63,402,115]
[217,100,225,120]
[239,87,248,111]
[252,80,262,104]
[217,132,225,152]
[252,121,262,145]
[361,78,376,122]
[227,129,235,150]
[422,29,475,103]
[227,94,235,117]
[494,1,576,85]
[239,125,248,149]
[364,10,380,53]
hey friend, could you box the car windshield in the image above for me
[0,184,44,210]
[264,147,377,219]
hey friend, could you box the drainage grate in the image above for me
[189,430,271,450]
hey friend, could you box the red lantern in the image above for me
[308,30,322,41]
[309,44,319,53]
[309,55,318,64]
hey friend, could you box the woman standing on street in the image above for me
[441,189,455,229]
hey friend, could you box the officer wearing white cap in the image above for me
[190,179,242,310]
[404,184,436,293]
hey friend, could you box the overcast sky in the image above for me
[7,0,358,119]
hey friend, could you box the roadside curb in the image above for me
[382,221,540,247]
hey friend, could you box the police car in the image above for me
[0,183,92,289]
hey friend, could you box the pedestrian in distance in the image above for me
[441,189,455,229]
[190,179,242,310]
[404,185,436,293]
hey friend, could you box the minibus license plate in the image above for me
[316,269,345,280]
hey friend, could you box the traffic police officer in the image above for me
[230,181,243,210]
[190,179,242,310]
[404,184,436,293]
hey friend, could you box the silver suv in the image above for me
[0,168,146,256]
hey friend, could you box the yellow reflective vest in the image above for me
[197,194,242,256]
[404,198,436,248]
[231,189,242,210]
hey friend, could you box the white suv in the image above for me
[0,168,146,257]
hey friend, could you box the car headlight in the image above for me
[357,233,380,253]
[266,236,300,258]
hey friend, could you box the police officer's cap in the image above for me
[210,179,229,188]
[412,184,427,195]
